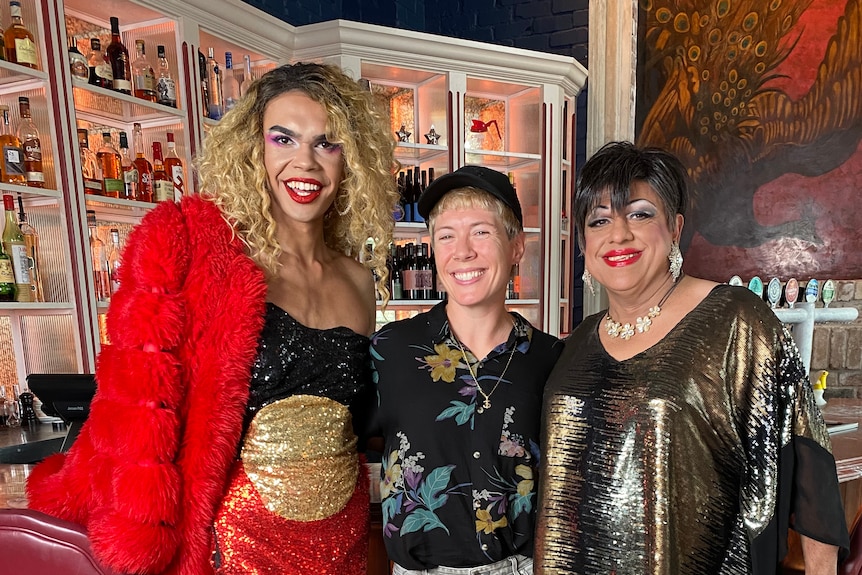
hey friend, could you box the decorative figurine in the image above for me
[813,370,828,408]
[396,124,412,142]
[424,125,441,145]
[466,118,501,150]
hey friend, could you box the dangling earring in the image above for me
[582,269,595,295]
[669,242,683,282]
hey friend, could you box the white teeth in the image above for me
[288,181,321,192]
[453,270,484,281]
[607,254,636,262]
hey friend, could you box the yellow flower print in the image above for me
[475,506,508,534]
[381,451,403,499]
[516,464,534,497]
[425,343,463,382]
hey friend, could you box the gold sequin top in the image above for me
[535,285,848,574]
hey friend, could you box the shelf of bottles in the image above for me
[197,29,278,130]
[0,0,85,403]
[558,95,575,337]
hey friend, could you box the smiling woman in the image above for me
[26,62,399,575]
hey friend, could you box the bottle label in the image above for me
[23,139,42,183]
[0,259,14,284]
[70,51,89,77]
[416,270,434,292]
[124,167,138,198]
[3,145,25,178]
[135,71,155,92]
[14,38,37,66]
[154,180,173,202]
[170,165,184,198]
[113,78,132,91]
[84,179,103,193]
[402,269,418,292]
[110,264,121,296]
[157,77,177,106]
[7,242,32,288]
[96,62,114,82]
[391,279,403,300]
[103,178,124,194]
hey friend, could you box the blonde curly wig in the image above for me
[196,62,399,300]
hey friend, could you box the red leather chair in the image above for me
[0,509,120,574]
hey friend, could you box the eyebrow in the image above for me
[591,198,655,212]
[267,125,329,144]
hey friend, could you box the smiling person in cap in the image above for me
[368,165,564,575]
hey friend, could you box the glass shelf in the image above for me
[0,183,61,200]
[84,195,157,220]
[395,142,448,162]
[0,60,48,90]
[463,149,541,170]
[72,78,186,125]
[0,302,76,312]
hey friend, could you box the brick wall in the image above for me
[810,280,862,398]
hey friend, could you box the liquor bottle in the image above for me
[68,36,89,80]
[118,131,137,200]
[131,40,156,102]
[105,16,132,95]
[402,243,418,300]
[4,1,37,69]
[223,51,241,112]
[206,47,224,120]
[0,243,13,302]
[0,106,25,185]
[17,97,43,188]
[87,38,112,88]
[151,141,172,202]
[393,171,406,222]
[164,132,184,200]
[198,50,209,118]
[2,194,30,302]
[132,123,153,203]
[107,228,121,296]
[96,132,123,198]
[87,210,110,302]
[77,128,102,195]
[155,45,177,108]
[507,263,521,300]
[240,54,253,97]
[388,243,403,300]
[16,194,43,302]
[411,168,424,223]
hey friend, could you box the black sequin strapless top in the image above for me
[245,303,371,427]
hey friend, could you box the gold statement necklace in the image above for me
[454,319,517,413]
[604,275,683,341]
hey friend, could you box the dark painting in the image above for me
[635,0,862,281]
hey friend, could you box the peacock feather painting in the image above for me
[636,0,862,280]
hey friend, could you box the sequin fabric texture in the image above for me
[536,286,844,575]
[212,303,371,574]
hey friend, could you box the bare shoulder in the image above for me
[333,252,377,332]
[671,276,720,317]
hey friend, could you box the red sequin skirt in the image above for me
[212,458,369,574]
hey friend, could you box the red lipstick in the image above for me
[602,249,642,267]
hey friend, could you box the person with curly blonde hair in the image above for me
[27,62,398,575]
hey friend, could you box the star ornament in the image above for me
[395,125,412,142]
[424,125,441,145]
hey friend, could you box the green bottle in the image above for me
[2,193,30,302]
[0,243,14,301]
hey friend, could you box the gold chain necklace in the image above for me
[454,320,517,414]
[604,275,683,341]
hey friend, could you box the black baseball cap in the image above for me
[417,165,523,225]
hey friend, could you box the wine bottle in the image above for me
[418,243,434,300]
[411,168,424,223]
[4,1,37,69]
[131,40,156,102]
[403,168,414,222]
[17,97,43,188]
[2,193,30,302]
[87,38,112,89]
[96,132,123,198]
[77,129,103,195]
[68,36,89,80]
[132,123,153,203]
[151,141,172,202]
[155,45,177,108]
[0,243,13,302]
[0,105,25,185]
[164,133,184,200]
[16,194,43,302]
[105,16,132,95]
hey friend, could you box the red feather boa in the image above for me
[27,196,268,575]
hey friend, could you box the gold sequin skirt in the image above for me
[212,395,369,574]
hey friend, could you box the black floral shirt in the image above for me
[369,302,563,569]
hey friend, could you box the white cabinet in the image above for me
[0,1,586,398]
[295,21,586,334]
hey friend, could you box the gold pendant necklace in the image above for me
[454,320,517,413]
[604,275,683,341]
